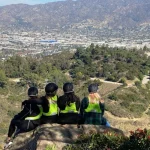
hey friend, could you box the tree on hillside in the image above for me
[4,56,29,77]
[0,70,7,87]
[46,51,73,70]
[47,68,68,86]
[23,73,44,87]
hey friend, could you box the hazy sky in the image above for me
[0,0,66,6]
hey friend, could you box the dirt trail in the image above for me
[105,111,141,121]
[142,75,150,84]
[91,77,123,85]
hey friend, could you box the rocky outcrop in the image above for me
[6,124,124,150]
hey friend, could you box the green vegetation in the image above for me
[63,128,150,150]
[0,69,7,87]
[108,93,118,101]
[106,82,150,118]
[70,44,150,82]
[0,44,149,86]
[0,44,150,139]
[45,145,56,150]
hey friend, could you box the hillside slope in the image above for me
[0,0,150,30]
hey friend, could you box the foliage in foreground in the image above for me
[63,129,150,150]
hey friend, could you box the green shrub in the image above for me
[129,104,145,117]
[108,93,118,101]
[118,93,141,103]
[119,78,126,84]
[135,81,141,87]
[119,129,150,150]
[45,145,56,150]
[126,73,134,80]
[64,131,126,150]
[120,101,130,109]
[63,129,150,150]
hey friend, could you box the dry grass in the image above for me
[99,82,122,97]
[105,112,150,136]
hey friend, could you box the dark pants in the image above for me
[57,113,84,125]
[8,119,39,137]
[83,112,107,125]
[41,115,58,124]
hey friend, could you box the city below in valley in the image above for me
[0,29,150,60]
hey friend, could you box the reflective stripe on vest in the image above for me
[43,95,58,116]
[60,102,78,113]
[85,97,102,113]
[25,105,43,120]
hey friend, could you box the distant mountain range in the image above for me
[0,0,150,31]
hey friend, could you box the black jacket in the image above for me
[22,96,58,124]
[22,96,56,113]
[8,99,41,137]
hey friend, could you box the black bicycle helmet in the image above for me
[88,84,98,93]
[45,83,58,94]
[28,87,38,97]
[63,82,74,93]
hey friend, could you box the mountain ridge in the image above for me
[0,0,150,31]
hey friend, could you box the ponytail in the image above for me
[88,92,101,104]
[64,92,78,106]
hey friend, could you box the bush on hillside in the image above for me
[135,81,141,87]
[45,144,56,150]
[108,93,118,101]
[129,104,145,117]
[119,78,126,85]
[0,70,7,88]
[63,131,126,150]
[63,129,150,150]
[126,73,135,80]
[119,128,150,150]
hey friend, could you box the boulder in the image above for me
[7,124,124,150]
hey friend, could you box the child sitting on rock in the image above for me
[57,82,82,125]
[5,87,42,149]
[80,83,110,126]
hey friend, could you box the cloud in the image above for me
[0,0,64,6]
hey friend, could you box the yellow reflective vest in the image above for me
[85,96,102,113]
[43,95,58,116]
[25,105,43,120]
[60,102,78,113]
